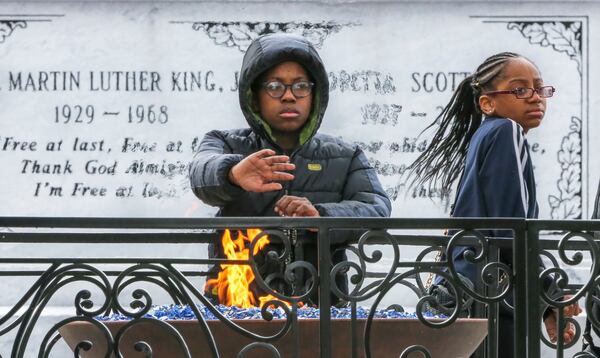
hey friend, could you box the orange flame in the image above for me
[205,229,280,308]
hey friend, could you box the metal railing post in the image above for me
[318,224,332,358]
[525,221,541,357]
[485,245,500,358]
[513,223,528,357]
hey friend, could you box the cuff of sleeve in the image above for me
[218,154,245,197]
[314,204,328,217]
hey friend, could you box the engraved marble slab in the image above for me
[0,2,594,219]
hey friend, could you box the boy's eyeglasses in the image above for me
[483,86,556,99]
[262,81,314,99]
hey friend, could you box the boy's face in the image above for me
[481,57,547,133]
[257,61,313,136]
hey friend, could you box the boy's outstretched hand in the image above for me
[274,195,320,217]
[229,149,295,192]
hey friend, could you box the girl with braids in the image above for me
[409,52,581,356]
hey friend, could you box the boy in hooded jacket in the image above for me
[189,33,391,306]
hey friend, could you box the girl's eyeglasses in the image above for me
[483,86,555,99]
[262,81,314,99]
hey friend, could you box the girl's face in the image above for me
[480,57,547,133]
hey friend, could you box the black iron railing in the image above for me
[0,217,598,357]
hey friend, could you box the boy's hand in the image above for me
[229,149,295,192]
[274,195,320,217]
[543,296,582,344]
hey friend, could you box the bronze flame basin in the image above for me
[60,318,487,358]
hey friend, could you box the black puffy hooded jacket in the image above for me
[189,33,391,304]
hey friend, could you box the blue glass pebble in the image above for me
[98,303,442,321]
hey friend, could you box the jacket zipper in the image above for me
[283,149,299,265]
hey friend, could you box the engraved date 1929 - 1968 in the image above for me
[54,104,169,124]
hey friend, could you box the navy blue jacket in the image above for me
[451,117,538,283]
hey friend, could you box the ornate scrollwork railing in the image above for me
[0,217,598,357]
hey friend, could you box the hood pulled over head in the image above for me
[239,33,329,147]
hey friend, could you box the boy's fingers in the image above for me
[268,172,294,181]
[255,183,283,192]
[290,200,319,217]
[275,195,294,211]
[285,200,304,216]
[253,149,277,158]
[270,163,295,172]
[275,196,312,216]
[263,155,291,164]
[295,203,318,217]
[294,204,308,216]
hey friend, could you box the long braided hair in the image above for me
[408,52,522,192]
